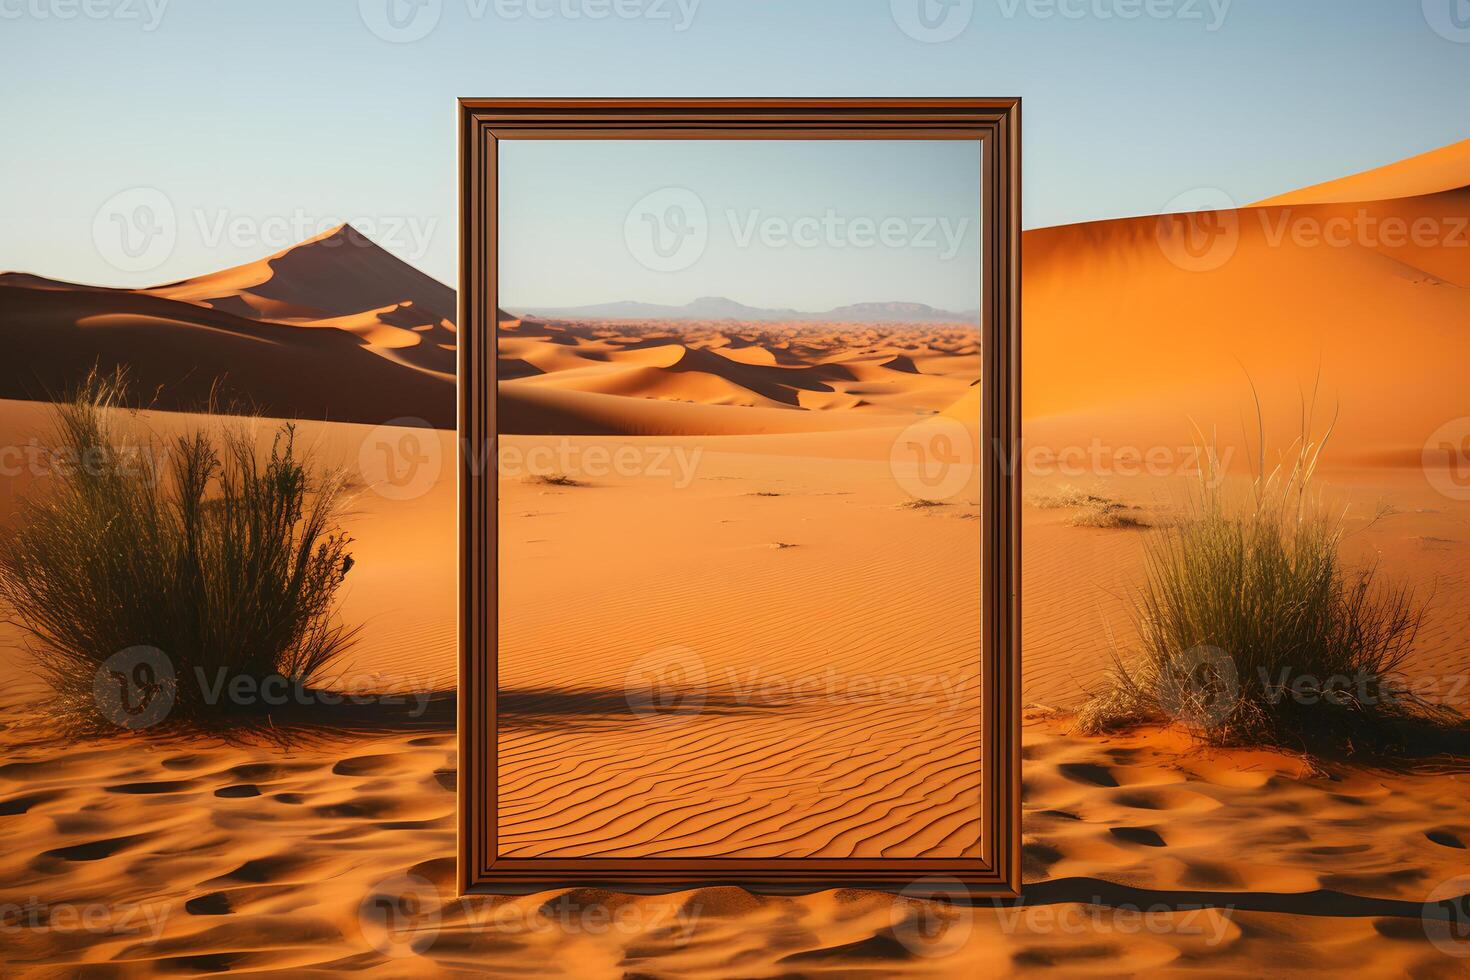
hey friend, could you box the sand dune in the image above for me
[498,317,980,431]
[1025,154,1470,468]
[1254,136,1470,206]
[0,225,456,426]
[498,382,898,436]
[0,287,453,426]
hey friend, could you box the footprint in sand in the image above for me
[1109,825,1167,847]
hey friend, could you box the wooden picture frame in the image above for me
[458,98,1020,896]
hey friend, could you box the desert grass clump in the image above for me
[523,472,582,487]
[1029,485,1146,529]
[1077,423,1457,756]
[0,372,358,731]
[897,498,947,510]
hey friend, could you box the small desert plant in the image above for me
[1029,486,1145,528]
[0,371,358,730]
[897,498,946,510]
[1077,414,1457,755]
[523,472,581,487]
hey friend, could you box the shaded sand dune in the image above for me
[0,226,456,427]
[498,317,979,430]
[498,382,899,436]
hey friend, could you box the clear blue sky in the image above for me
[1,0,1467,294]
[499,140,981,310]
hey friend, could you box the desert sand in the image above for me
[3,675,1467,974]
[3,139,1470,974]
[0,226,456,427]
[494,316,983,859]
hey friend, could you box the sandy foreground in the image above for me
[4,141,1470,974]
[1,394,1469,974]
[2,702,1468,976]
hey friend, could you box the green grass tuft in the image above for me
[0,370,358,732]
[1076,411,1460,757]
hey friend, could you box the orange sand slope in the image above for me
[0,226,455,427]
[1254,137,1470,207]
[1025,139,1470,469]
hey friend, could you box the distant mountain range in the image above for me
[512,297,981,324]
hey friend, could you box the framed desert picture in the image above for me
[458,99,1020,895]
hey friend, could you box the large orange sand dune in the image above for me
[0,226,456,427]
